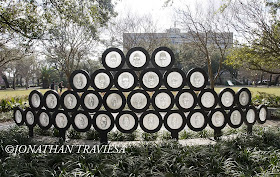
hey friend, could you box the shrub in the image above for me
[252,91,280,107]
[0,96,28,113]
[85,129,100,140]
[108,131,137,141]
[141,132,158,141]
[67,129,82,139]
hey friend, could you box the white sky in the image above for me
[114,0,225,32]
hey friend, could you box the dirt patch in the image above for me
[260,119,280,127]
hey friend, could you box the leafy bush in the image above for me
[252,91,280,107]
[141,132,158,141]
[0,111,13,122]
[161,131,172,140]
[1,126,280,176]
[0,96,28,113]
[67,129,82,139]
[86,129,100,140]
[34,126,52,136]
[108,131,137,141]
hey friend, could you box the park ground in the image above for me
[0,85,279,99]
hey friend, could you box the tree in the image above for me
[106,12,169,54]
[225,0,280,74]
[176,2,233,88]
[44,21,97,87]
[0,0,115,82]
[0,0,115,41]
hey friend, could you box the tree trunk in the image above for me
[12,77,16,90]
[2,74,9,89]
[20,76,23,86]
[25,78,29,89]
[66,72,71,90]
[206,56,214,89]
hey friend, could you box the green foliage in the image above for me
[2,126,280,176]
[0,0,116,40]
[85,129,100,140]
[0,111,13,122]
[179,130,197,139]
[67,129,82,139]
[161,131,172,140]
[0,96,28,113]
[34,126,52,136]
[252,91,280,107]
[225,0,280,75]
[108,131,137,141]
[226,45,280,74]
[197,129,212,138]
[52,128,60,138]
[141,132,158,141]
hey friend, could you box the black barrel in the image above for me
[218,88,236,110]
[163,68,186,90]
[126,47,149,71]
[60,90,80,111]
[71,110,92,132]
[164,110,186,133]
[29,90,43,110]
[92,111,114,133]
[37,109,53,130]
[197,88,218,111]
[69,70,91,92]
[91,69,113,92]
[80,90,102,112]
[24,107,36,128]
[114,69,138,92]
[186,109,208,131]
[52,110,71,131]
[208,108,227,130]
[257,104,268,124]
[102,48,125,71]
[103,90,126,113]
[227,107,244,128]
[139,68,162,91]
[115,111,138,133]
[186,68,208,91]
[175,89,197,112]
[236,88,251,109]
[151,47,175,70]
[151,89,174,112]
[13,106,24,126]
[43,90,60,111]
[127,89,150,113]
[139,110,163,133]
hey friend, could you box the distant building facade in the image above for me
[123,28,233,53]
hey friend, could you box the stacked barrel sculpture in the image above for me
[14,47,269,143]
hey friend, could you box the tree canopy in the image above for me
[225,0,280,74]
[0,0,115,41]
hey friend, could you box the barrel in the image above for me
[102,47,125,71]
[151,47,175,70]
[126,47,149,70]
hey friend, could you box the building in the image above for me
[123,28,233,53]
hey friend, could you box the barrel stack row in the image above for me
[13,47,269,139]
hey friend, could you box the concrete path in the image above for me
[0,121,15,131]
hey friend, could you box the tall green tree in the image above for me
[225,0,280,74]
[0,0,115,41]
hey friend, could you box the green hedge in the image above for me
[0,96,28,113]
[252,92,280,108]
[1,126,280,176]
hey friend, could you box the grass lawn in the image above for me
[214,86,280,97]
[0,88,69,99]
[0,86,279,99]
